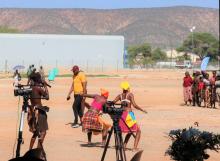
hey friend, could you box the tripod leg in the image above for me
[16,110,25,157]
[115,131,127,161]
[120,133,127,161]
[124,133,132,149]
[101,127,113,161]
[114,132,120,160]
[119,132,127,161]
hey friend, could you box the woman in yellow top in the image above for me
[113,81,147,151]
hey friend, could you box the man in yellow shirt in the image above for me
[67,65,87,128]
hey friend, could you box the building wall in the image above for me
[0,34,124,71]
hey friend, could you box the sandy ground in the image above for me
[1,70,220,161]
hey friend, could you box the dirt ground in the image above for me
[1,70,220,161]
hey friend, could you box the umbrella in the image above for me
[13,65,25,71]
[200,57,210,71]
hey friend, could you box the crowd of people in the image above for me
[13,63,220,160]
[66,65,147,151]
[13,64,147,160]
[183,70,220,108]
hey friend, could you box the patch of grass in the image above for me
[86,74,119,77]
[0,73,120,79]
[0,26,20,33]
[57,74,119,78]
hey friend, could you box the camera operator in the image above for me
[113,81,147,151]
[27,68,36,85]
[28,72,49,153]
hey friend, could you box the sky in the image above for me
[0,0,219,9]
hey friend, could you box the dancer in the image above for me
[82,89,111,145]
[113,81,147,151]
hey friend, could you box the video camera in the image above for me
[14,84,49,100]
[14,84,32,97]
[102,101,125,116]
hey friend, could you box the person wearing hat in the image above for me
[81,89,112,145]
[67,65,87,128]
[113,81,147,151]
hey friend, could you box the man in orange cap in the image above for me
[67,65,87,128]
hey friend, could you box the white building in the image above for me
[0,34,124,71]
[166,49,200,62]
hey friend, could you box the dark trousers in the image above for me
[72,94,83,124]
[193,91,200,106]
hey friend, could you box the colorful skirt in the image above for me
[119,111,138,133]
[82,110,111,133]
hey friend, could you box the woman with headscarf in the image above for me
[82,89,112,145]
[113,81,147,151]
[183,71,193,105]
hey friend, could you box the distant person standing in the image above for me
[215,73,220,107]
[192,71,200,107]
[67,65,87,128]
[210,71,217,108]
[183,71,193,105]
[39,66,45,81]
[27,68,37,85]
[27,65,32,78]
[13,69,21,87]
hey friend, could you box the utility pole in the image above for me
[101,59,104,72]
[55,60,58,68]
[86,60,89,72]
[190,26,196,70]
[5,60,8,73]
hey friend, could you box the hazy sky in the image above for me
[0,0,219,9]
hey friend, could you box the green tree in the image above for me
[0,26,19,33]
[127,43,152,68]
[152,48,167,61]
[177,32,219,60]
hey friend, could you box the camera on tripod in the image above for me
[14,85,32,97]
[102,101,125,116]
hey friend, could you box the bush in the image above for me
[166,127,220,161]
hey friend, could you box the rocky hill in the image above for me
[0,7,219,48]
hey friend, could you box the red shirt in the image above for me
[183,76,193,87]
[198,82,205,90]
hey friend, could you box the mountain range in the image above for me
[0,6,219,48]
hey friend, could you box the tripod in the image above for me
[101,113,127,161]
[16,95,29,157]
